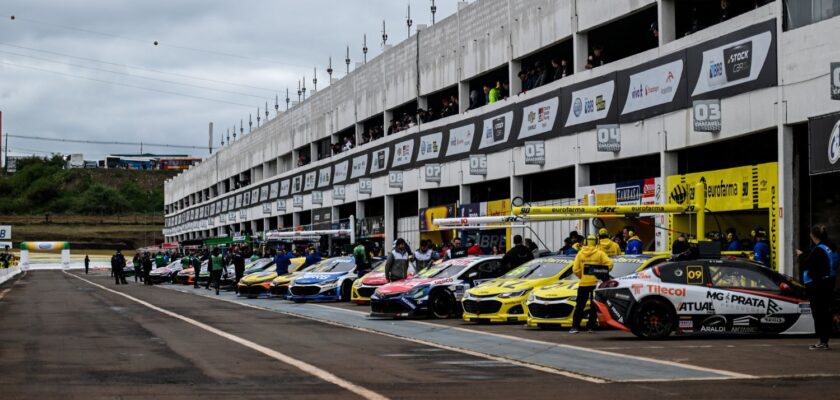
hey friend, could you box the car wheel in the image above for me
[631,298,675,339]
[428,290,456,319]
[340,280,352,302]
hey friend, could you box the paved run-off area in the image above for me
[1,271,838,399]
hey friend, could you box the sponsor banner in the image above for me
[518,97,559,140]
[235,194,243,208]
[417,132,443,162]
[446,123,475,156]
[419,204,456,232]
[621,58,685,117]
[303,171,317,191]
[392,138,415,168]
[279,179,290,197]
[351,154,368,179]
[262,203,271,214]
[260,186,269,202]
[616,180,644,206]
[20,241,69,251]
[666,162,778,211]
[291,176,303,194]
[524,141,546,165]
[318,167,332,188]
[333,160,349,183]
[269,182,279,199]
[563,76,617,131]
[469,154,487,176]
[808,112,840,175]
[832,62,840,100]
[596,124,621,152]
[293,194,304,208]
[688,19,776,100]
[370,148,390,174]
[479,111,514,150]
[693,99,722,132]
[276,199,287,212]
[251,188,259,204]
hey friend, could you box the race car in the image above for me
[269,258,330,298]
[236,257,305,298]
[175,260,208,285]
[147,260,185,284]
[461,256,574,323]
[370,256,505,319]
[349,259,392,305]
[287,257,359,302]
[594,257,837,339]
[524,254,669,328]
[198,257,274,288]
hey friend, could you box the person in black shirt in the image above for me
[232,246,246,294]
[797,225,838,350]
[501,235,534,273]
[111,250,127,285]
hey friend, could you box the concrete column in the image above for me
[658,0,676,45]
[384,195,395,252]
[510,175,524,204]
[418,189,429,210]
[777,127,794,275]
[509,60,522,96]
[355,122,364,146]
[573,33,589,73]
[383,111,393,135]
[292,212,301,228]
[355,200,366,220]
[459,184,471,205]
[458,81,470,114]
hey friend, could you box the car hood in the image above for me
[272,271,306,285]
[469,277,554,296]
[530,279,579,300]
[376,277,450,296]
[241,271,278,285]
[293,271,348,285]
[150,267,171,275]
[177,268,194,276]
[360,272,388,286]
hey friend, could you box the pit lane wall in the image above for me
[0,266,22,286]
[164,3,840,276]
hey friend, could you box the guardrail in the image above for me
[0,266,23,286]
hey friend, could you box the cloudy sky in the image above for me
[0,0,459,160]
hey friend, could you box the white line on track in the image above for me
[64,272,388,400]
[171,286,608,383]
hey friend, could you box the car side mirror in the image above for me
[779,282,792,292]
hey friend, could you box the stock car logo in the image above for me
[723,42,752,81]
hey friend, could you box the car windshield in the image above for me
[561,257,648,281]
[246,259,273,271]
[504,259,571,279]
[416,261,463,279]
[320,261,356,273]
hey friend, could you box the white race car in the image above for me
[594,257,831,339]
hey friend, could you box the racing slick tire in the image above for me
[340,281,353,302]
[428,289,456,319]
[631,298,676,340]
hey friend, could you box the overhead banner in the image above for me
[562,73,618,133]
[832,62,840,100]
[446,123,475,157]
[666,162,778,212]
[417,132,443,162]
[333,160,349,183]
[392,139,415,168]
[687,19,777,100]
[808,112,840,175]
[478,111,514,150]
[518,97,559,140]
[618,52,688,123]
[318,167,332,188]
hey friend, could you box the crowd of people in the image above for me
[519,58,572,92]
[0,246,14,269]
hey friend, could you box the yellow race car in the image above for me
[461,256,575,323]
[237,257,305,298]
[269,258,329,298]
[524,254,669,328]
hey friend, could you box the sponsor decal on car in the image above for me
[760,316,785,324]
[700,315,727,333]
[679,318,694,330]
[678,302,715,313]
[646,285,686,297]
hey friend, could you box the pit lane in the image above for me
[1,270,837,399]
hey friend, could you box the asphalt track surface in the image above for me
[0,270,838,399]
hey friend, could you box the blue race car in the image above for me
[287,257,358,302]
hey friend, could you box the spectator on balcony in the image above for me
[488,82,502,104]
[361,130,372,144]
[585,45,606,70]
[501,82,510,99]
[518,70,530,93]
[297,154,308,167]
[331,143,342,155]
[552,58,570,81]
[387,119,397,135]
[449,95,460,114]
[534,60,553,88]
[469,88,483,109]
[342,136,354,152]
